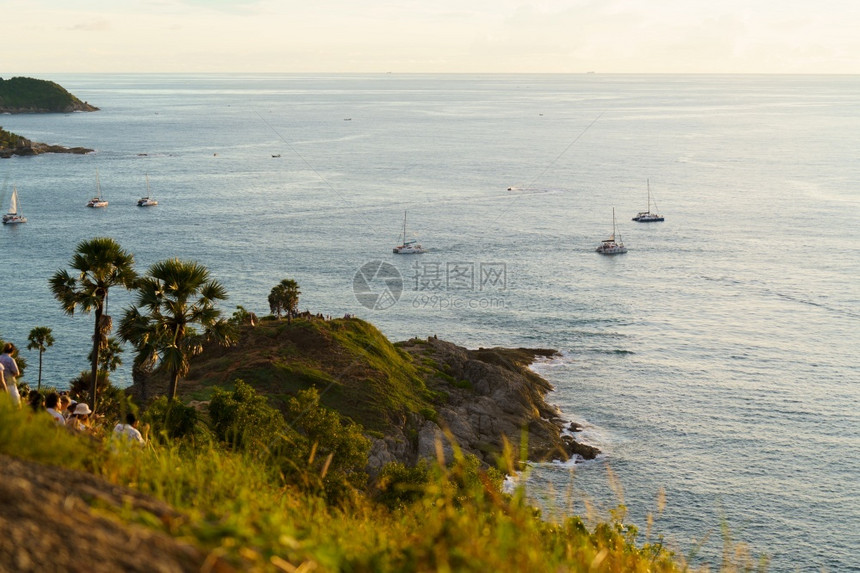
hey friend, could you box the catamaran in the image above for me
[137,174,158,206]
[393,210,425,254]
[87,170,108,208]
[2,187,27,224]
[596,208,627,255]
[632,179,664,222]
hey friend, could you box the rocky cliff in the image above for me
[368,337,598,473]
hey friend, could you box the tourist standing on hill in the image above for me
[0,343,21,406]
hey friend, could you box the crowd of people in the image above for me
[1,341,145,445]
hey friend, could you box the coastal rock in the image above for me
[0,129,93,158]
[370,337,599,470]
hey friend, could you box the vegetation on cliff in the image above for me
[0,76,98,113]
[0,397,704,572]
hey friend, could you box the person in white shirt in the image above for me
[44,392,66,425]
[113,412,145,445]
[0,343,21,406]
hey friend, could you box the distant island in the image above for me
[0,77,96,157]
[0,126,93,158]
[0,76,98,113]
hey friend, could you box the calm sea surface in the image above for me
[1,74,858,570]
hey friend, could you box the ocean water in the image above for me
[1,74,858,570]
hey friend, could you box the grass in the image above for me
[0,396,770,572]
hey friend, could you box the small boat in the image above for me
[137,174,158,206]
[393,210,425,254]
[87,170,108,208]
[272,154,281,158]
[596,208,627,255]
[632,179,664,222]
[2,187,27,224]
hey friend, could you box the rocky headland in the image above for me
[131,317,598,474]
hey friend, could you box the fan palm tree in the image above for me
[119,258,237,401]
[268,278,301,323]
[49,237,137,410]
[87,336,124,373]
[26,326,55,390]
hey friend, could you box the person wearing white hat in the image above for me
[66,402,93,432]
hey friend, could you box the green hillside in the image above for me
[140,317,437,433]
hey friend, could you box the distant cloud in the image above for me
[67,19,110,32]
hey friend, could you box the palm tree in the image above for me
[119,258,236,401]
[49,237,137,410]
[268,279,301,323]
[26,326,55,390]
[87,336,124,373]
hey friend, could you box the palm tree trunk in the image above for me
[168,368,180,401]
[37,350,43,390]
[90,305,102,411]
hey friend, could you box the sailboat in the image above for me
[87,170,108,208]
[393,210,425,254]
[2,187,27,224]
[596,208,627,255]
[632,179,664,222]
[137,174,158,206]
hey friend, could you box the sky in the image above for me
[2,0,859,74]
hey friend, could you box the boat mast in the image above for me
[647,178,651,212]
[403,210,407,244]
[612,207,620,241]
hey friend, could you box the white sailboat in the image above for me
[137,174,158,206]
[393,210,425,254]
[2,187,27,224]
[632,179,664,222]
[87,170,108,208]
[596,207,627,255]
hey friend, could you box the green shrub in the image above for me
[143,397,211,442]
[208,379,290,449]
[285,387,371,495]
[375,459,433,509]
